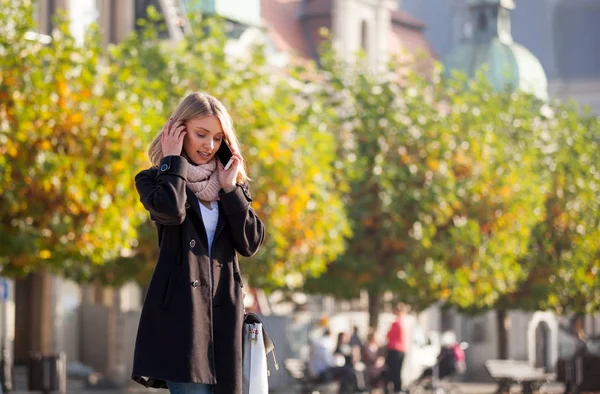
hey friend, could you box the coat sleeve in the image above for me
[135,155,189,226]
[219,182,265,257]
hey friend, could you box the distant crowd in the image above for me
[308,303,466,394]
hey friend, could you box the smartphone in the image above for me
[216,140,234,170]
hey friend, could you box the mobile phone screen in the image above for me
[216,141,234,170]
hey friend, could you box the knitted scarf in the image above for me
[186,158,221,202]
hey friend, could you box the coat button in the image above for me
[191,280,200,288]
[189,239,196,248]
[160,163,169,171]
[185,201,191,209]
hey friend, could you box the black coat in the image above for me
[131,155,265,393]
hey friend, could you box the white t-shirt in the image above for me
[200,201,219,288]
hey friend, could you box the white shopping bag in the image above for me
[242,322,269,394]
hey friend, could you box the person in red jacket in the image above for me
[385,303,409,393]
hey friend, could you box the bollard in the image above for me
[27,352,67,394]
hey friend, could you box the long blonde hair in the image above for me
[148,92,247,184]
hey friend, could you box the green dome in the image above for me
[443,0,548,100]
[444,38,548,100]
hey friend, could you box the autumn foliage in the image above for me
[1,1,599,317]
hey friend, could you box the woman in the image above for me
[131,92,265,394]
[361,331,385,390]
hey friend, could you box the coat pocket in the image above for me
[160,271,176,310]
[160,247,181,310]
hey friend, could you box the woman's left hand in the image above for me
[218,150,243,193]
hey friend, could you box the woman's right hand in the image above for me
[161,119,187,157]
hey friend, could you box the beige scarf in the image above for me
[186,158,221,202]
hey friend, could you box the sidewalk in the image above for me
[12,382,565,393]
[457,382,565,394]
[11,378,567,393]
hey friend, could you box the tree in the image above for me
[79,10,350,288]
[0,1,149,276]
[501,103,600,316]
[304,45,548,331]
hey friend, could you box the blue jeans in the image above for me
[166,381,213,394]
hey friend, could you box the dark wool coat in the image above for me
[131,155,265,394]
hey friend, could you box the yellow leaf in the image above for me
[7,144,17,157]
[426,158,439,171]
[40,140,52,150]
[70,113,84,124]
[39,250,52,259]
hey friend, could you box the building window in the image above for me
[360,20,368,54]
[26,0,54,44]
[135,0,162,23]
[472,319,486,343]
[135,0,188,40]
[441,307,453,332]
[477,11,487,32]
[34,0,57,35]
[135,0,167,38]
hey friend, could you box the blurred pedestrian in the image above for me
[309,329,358,394]
[361,331,386,390]
[131,92,265,394]
[385,303,409,394]
[350,325,362,348]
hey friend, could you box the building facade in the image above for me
[261,0,435,69]
[403,0,600,112]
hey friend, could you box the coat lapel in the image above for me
[213,201,227,243]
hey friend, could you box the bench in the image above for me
[284,358,337,394]
[485,359,556,394]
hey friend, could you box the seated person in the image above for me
[335,332,354,366]
[414,332,461,384]
[335,332,368,391]
[419,345,457,380]
[309,329,358,394]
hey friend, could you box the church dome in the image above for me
[444,0,548,100]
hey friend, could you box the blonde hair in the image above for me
[148,92,247,184]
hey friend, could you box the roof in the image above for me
[260,0,318,60]
[391,9,426,29]
[261,0,435,63]
[390,11,437,62]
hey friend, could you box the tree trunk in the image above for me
[14,272,55,363]
[106,287,127,385]
[368,289,382,330]
[496,308,509,360]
